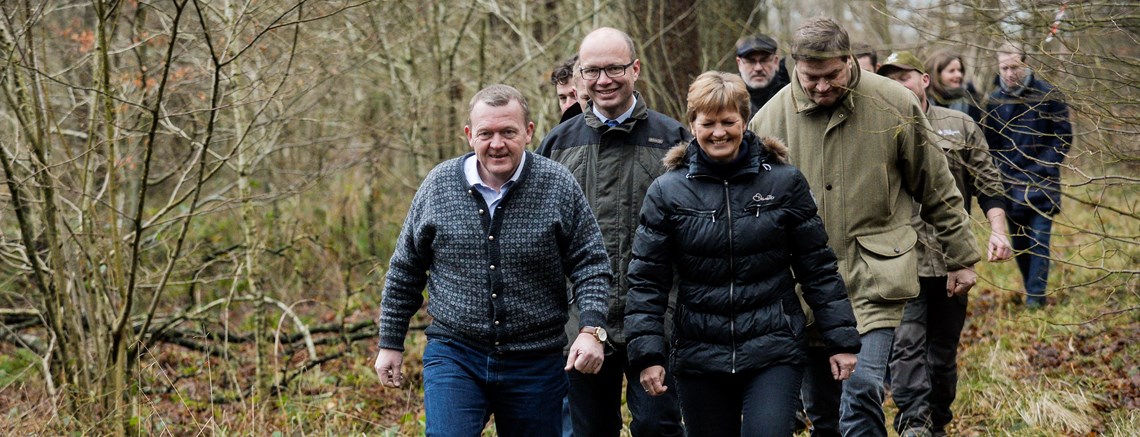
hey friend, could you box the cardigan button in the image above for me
[494,320,501,326]
[492,293,498,298]
[478,209,485,215]
[489,264,496,270]
[488,235,495,241]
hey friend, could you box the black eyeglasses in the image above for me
[580,60,636,81]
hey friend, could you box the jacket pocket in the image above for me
[674,207,720,223]
[781,306,804,339]
[853,226,920,303]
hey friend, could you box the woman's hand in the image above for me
[639,365,668,396]
[829,353,858,381]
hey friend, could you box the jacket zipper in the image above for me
[724,179,737,374]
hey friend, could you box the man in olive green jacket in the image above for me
[748,18,980,437]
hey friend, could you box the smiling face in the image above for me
[938,58,964,89]
[796,56,852,107]
[578,30,640,119]
[464,100,534,190]
[691,108,745,162]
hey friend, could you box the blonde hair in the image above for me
[685,71,751,125]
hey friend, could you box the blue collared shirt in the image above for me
[464,153,526,220]
[593,94,638,127]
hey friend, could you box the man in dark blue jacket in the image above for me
[983,43,1072,309]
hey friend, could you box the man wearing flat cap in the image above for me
[735,33,789,114]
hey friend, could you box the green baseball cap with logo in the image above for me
[877,51,926,76]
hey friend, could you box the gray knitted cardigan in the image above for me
[378,151,612,354]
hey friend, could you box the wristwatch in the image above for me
[580,326,608,343]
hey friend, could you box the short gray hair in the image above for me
[467,84,531,125]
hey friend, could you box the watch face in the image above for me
[596,327,608,342]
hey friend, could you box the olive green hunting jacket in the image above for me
[914,105,1006,278]
[749,62,980,333]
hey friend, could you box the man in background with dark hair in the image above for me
[551,55,583,123]
[853,42,878,72]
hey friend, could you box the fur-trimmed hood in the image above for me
[662,131,788,170]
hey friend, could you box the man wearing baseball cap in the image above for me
[735,33,789,114]
[878,51,1012,437]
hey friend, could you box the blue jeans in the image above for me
[423,336,566,437]
[803,328,895,437]
[1008,212,1053,305]
[568,342,684,437]
[675,365,803,437]
[561,395,573,437]
[891,277,968,434]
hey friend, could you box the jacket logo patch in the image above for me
[648,137,664,144]
[753,193,775,202]
[937,129,962,137]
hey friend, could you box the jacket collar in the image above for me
[583,92,649,132]
[789,56,860,115]
[662,131,789,180]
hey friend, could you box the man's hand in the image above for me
[986,207,1013,262]
[565,333,604,374]
[374,348,404,388]
[829,353,858,381]
[987,231,1013,262]
[639,365,668,396]
[946,265,978,297]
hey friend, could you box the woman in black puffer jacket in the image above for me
[624,71,861,437]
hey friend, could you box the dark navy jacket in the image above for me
[983,73,1072,216]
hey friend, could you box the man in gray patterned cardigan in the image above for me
[374,84,613,436]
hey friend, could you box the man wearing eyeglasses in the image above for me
[735,33,789,114]
[538,26,689,437]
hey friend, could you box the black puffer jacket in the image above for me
[625,132,860,376]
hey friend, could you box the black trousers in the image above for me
[889,276,968,433]
[675,365,803,437]
[567,342,684,437]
